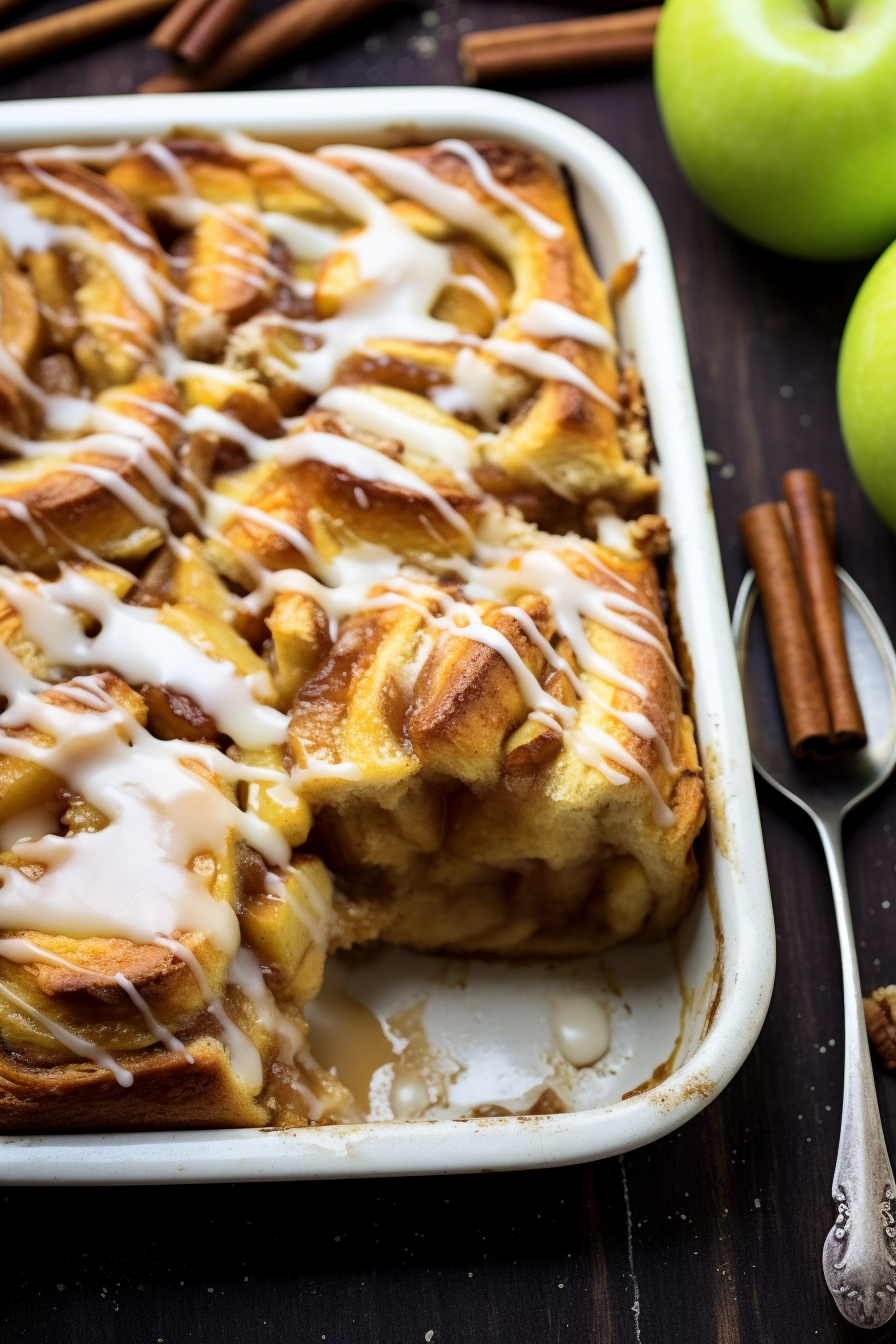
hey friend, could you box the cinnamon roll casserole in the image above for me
[0,132,705,1131]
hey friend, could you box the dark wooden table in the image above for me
[3,3,896,1340]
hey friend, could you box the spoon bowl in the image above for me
[734,567,896,825]
[733,566,896,1329]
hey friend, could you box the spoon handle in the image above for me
[817,817,896,1328]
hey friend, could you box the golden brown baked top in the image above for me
[0,132,704,1130]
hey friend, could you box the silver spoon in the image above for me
[733,566,896,1329]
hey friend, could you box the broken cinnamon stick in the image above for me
[783,469,865,750]
[460,8,660,87]
[138,0,391,93]
[0,0,174,73]
[739,501,832,759]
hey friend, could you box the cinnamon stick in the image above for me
[776,499,814,634]
[783,469,865,749]
[739,502,832,759]
[138,0,391,93]
[822,487,838,551]
[776,490,838,700]
[0,0,174,73]
[150,0,214,53]
[174,0,251,64]
[777,489,836,566]
[459,8,660,87]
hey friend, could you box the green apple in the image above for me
[838,242,896,531]
[654,0,896,260]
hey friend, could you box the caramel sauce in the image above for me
[304,957,396,1116]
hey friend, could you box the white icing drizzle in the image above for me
[0,680,245,950]
[0,570,287,749]
[237,229,457,395]
[280,863,331,944]
[0,936,193,1059]
[503,602,674,772]
[0,190,164,331]
[211,138,616,421]
[61,462,170,535]
[154,934,262,1089]
[229,943,303,1065]
[261,212,338,260]
[0,133,685,1098]
[223,131,393,228]
[478,337,621,416]
[567,722,675,826]
[0,498,48,548]
[25,142,132,167]
[19,154,157,252]
[0,978,134,1084]
[254,549,676,824]
[445,271,500,314]
[432,347,501,427]
[139,139,194,200]
[318,143,517,259]
[0,183,57,253]
[518,298,617,354]
[193,260,270,294]
[115,973,194,1058]
[434,139,564,240]
[188,414,475,539]
[317,385,478,479]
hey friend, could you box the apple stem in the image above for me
[813,0,840,28]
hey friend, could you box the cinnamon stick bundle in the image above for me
[740,471,865,762]
[740,502,833,759]
[783,469,865,749]
[139,0,390,93]
[0,0,174,74]
[460,7,660,87]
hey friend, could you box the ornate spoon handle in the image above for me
[818,818,896,1329]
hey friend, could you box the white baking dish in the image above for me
[0,85,774,1184]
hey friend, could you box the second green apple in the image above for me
[838,242,896,533]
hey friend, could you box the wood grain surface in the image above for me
[2,3,896,1340]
